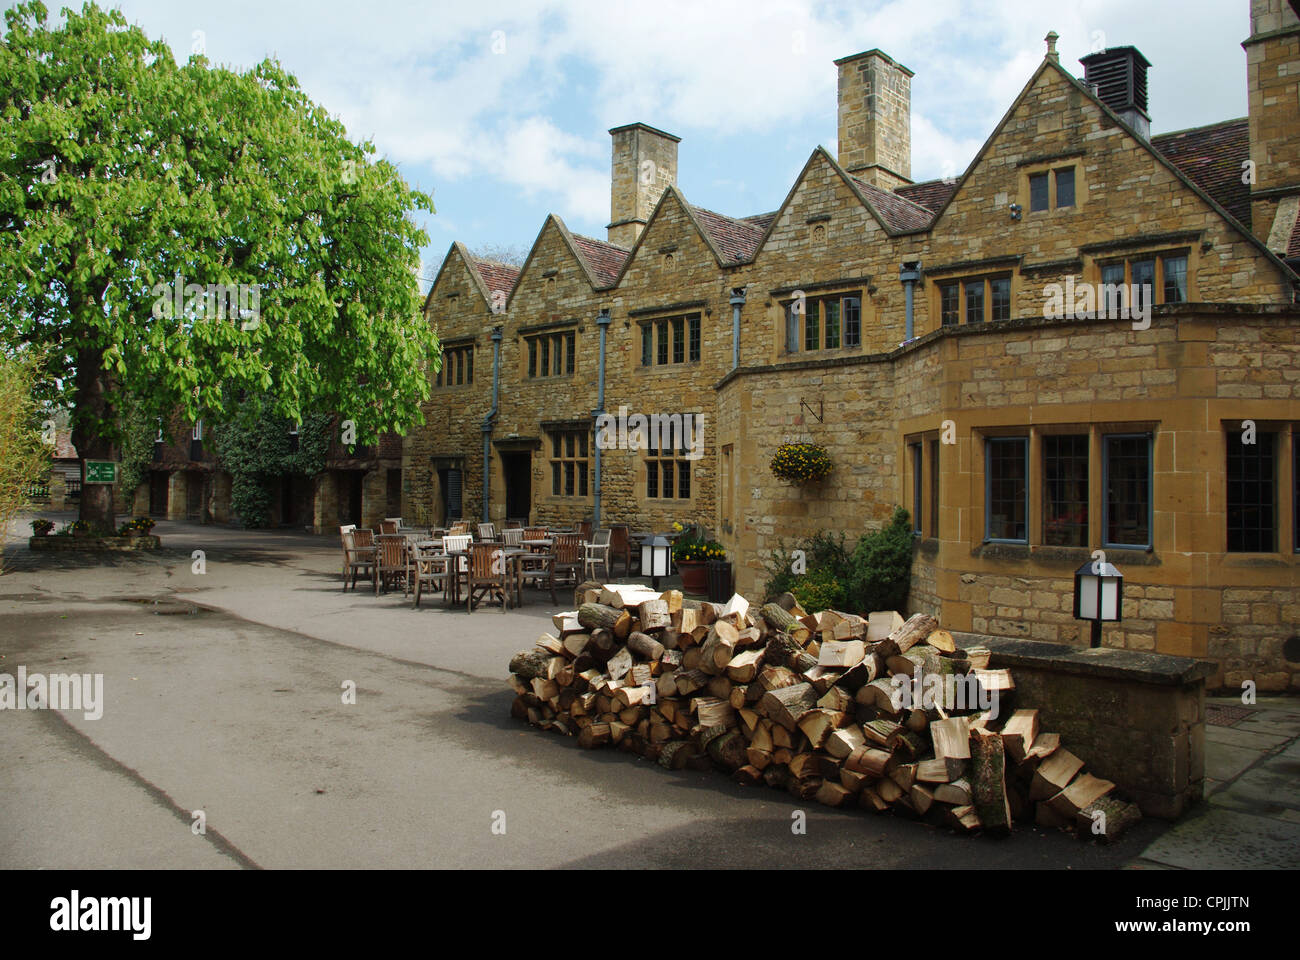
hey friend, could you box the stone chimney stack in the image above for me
[1243,0,1300,249]
[607,123,679,248]
[834,49,913,191]
[1079,46,1152,140]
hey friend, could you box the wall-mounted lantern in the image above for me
[1073,558,1123,648]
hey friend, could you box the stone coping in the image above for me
[952,631,1217,686]
[28,535,161,552]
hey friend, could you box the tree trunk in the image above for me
[72,346,118,533]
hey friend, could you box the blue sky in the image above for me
[16,1,1251,287]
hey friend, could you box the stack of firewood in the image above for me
[507,585,1142,840]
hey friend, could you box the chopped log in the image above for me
[762,764,789,790]
[720,593,750,623]
[577,723,611,749]
[796,709,844,750]
[1029,748,1084,801]
[787,775,823,801]
[845,745,894,778]
[818,639,866,668]
[816,781,854,808]
[1024,731,1060,761]
[508,649,555,681]
[1076,795,1142,842]
[1035,802,1069,829]
[698,601,723,625]
[933,778,972,805]
[659,589,682,614]
[859,786,889,813]
[931,717,971,778]
[606,646,633,681]
[674,668,709,696]
[910,784,935,816]
[904,708,929,734]
[889,613,939,653]
[693,696,734,729]
[531,677,559,701]
[964,646,991,670]
[970,731,1013,834]
[707,729,748,770]
[745,746,772,769]
[733,764,763,786]
[999,709,1039,762]
[890,763,917,791]
[1047,773,1116,819]
[945,804,981,833]
[637,598,672,632]
[719,648,762,685]
[626,631,665,661]
[925,628,956,653]
[765,633,817,672]
[877,778,904,804]
[862,719,902,748]
[756,664,799,693]
[577,602,626,633]
[824,724,867,759]
[835,654,883,692]
[867,610,905,642]
[789,753,820,780]
[536,633,565,656]
[700,624,738,675]
[817,686,854,713]
[759,682,819,731]
[705,675,732,700]
[840,768,870,794]
[916,758,953,783]
[973,668,1014,695]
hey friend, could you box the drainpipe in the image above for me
[592,308,611,528]
[900,260,922,343]
[481,325,503,523]
[729,286,747,370]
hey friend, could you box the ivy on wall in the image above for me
[212,405,332,528]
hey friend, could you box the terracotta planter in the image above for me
[675,560,709,594]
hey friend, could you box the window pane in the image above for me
[457,351,464,384]
[805,299,819,351]
[1131,258,1155,296]
[528,339,537,378]
[564,461,574,496]
[929,439,940,537]
[1043,435,1089,547]
[825,299,840,349]
[941,283,960,326]
[990,277,1011,321]
[1055,167,1075,208]
[987,437,1027,541]
[1029,172,1049,212]
[1227,430,1276,552]
[1162,256,1187,304]
[467,349,473,383]
[566,332,575,374]
[662,461,673,499]
[578,432,588,457]
[551,462,560,496]
[565,433,574,457]
[786,302,800,353]
[551,434,560,457]
[541,337,549,376]
[579,461,588,497]
[910,443,923,534]
[689,315,701,362]
[641,324,652,366]
[657,320,668,365]
[672,316,685,363]
[1100,263,1126,315]
[844,297,861,347]
[965,281,985,323]
[1106,435,1152,548]
[678,460,690,499]
[646,460,658,498]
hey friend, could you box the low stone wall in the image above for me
[955,632,1213,819]
[29,535,161,552]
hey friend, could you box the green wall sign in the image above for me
[84,460,118,484]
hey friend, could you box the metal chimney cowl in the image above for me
[1079,46,1152,141]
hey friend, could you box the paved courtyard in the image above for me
[1,517,1296,869]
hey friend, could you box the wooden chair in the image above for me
[478,522,496,541]
[343,528,377,592]
[578,520,593,540]
[465,542,510,613]
[449,521,470,535]
[524,527,547,541]
[443,534,472,603]
[384,516,404,527]
[552,533,584,587]
[609,524,634,577]
[411,543,452,608]
[502,527,525,548]
[376,534,407,595]
[584,528,612,581]
[339,524,357,580]
[517,547,557,605]
[376,519,398,536]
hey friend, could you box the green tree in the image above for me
[0,350,48,570]
[0,2,438,532]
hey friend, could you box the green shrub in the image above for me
[845,506,915,613]
[789,565,848,612]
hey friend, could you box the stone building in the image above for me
[411,3,1300,688]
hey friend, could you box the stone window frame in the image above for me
[640,415,699,504]
[545,428,592,501]
[781,290,864,353]
[436,343,475,388]
[1224,422,1281,554]
[525,329,577,380]
[1019,157,1087,215]
[983,434,1030,545]
[637,312,702,369]
[904,429,942,542]
[974,422,1159,554]
[1092,248,1194,308]
[1102,432,1154,551]
[934,272,1015,326]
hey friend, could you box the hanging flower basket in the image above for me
[770,442,832,484]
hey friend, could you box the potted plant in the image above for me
[671,525,726,594]
[771,442,833,484]
[119,516,155,538]
[30,518,54,537]
[67,519,90,539]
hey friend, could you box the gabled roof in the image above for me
[690,205,768,263]
[471,258,521,299]
[1150,118,1251,228]
[895,178,957,213]
[851,177,935,231]
[570,234,629,287]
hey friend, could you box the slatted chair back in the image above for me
[590,528,611,547]
[444,534,472,572]
[378,534,405,568]
[449,521,470,535]
[378,520,399,535]
[578,520,593,540]
[353,528,374,549]
[524,527,547,541]
[478,522,496,541]
[502,527,525,548]
[553,533,583,565]
[339,524,357,536]
[469,542,503,578]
